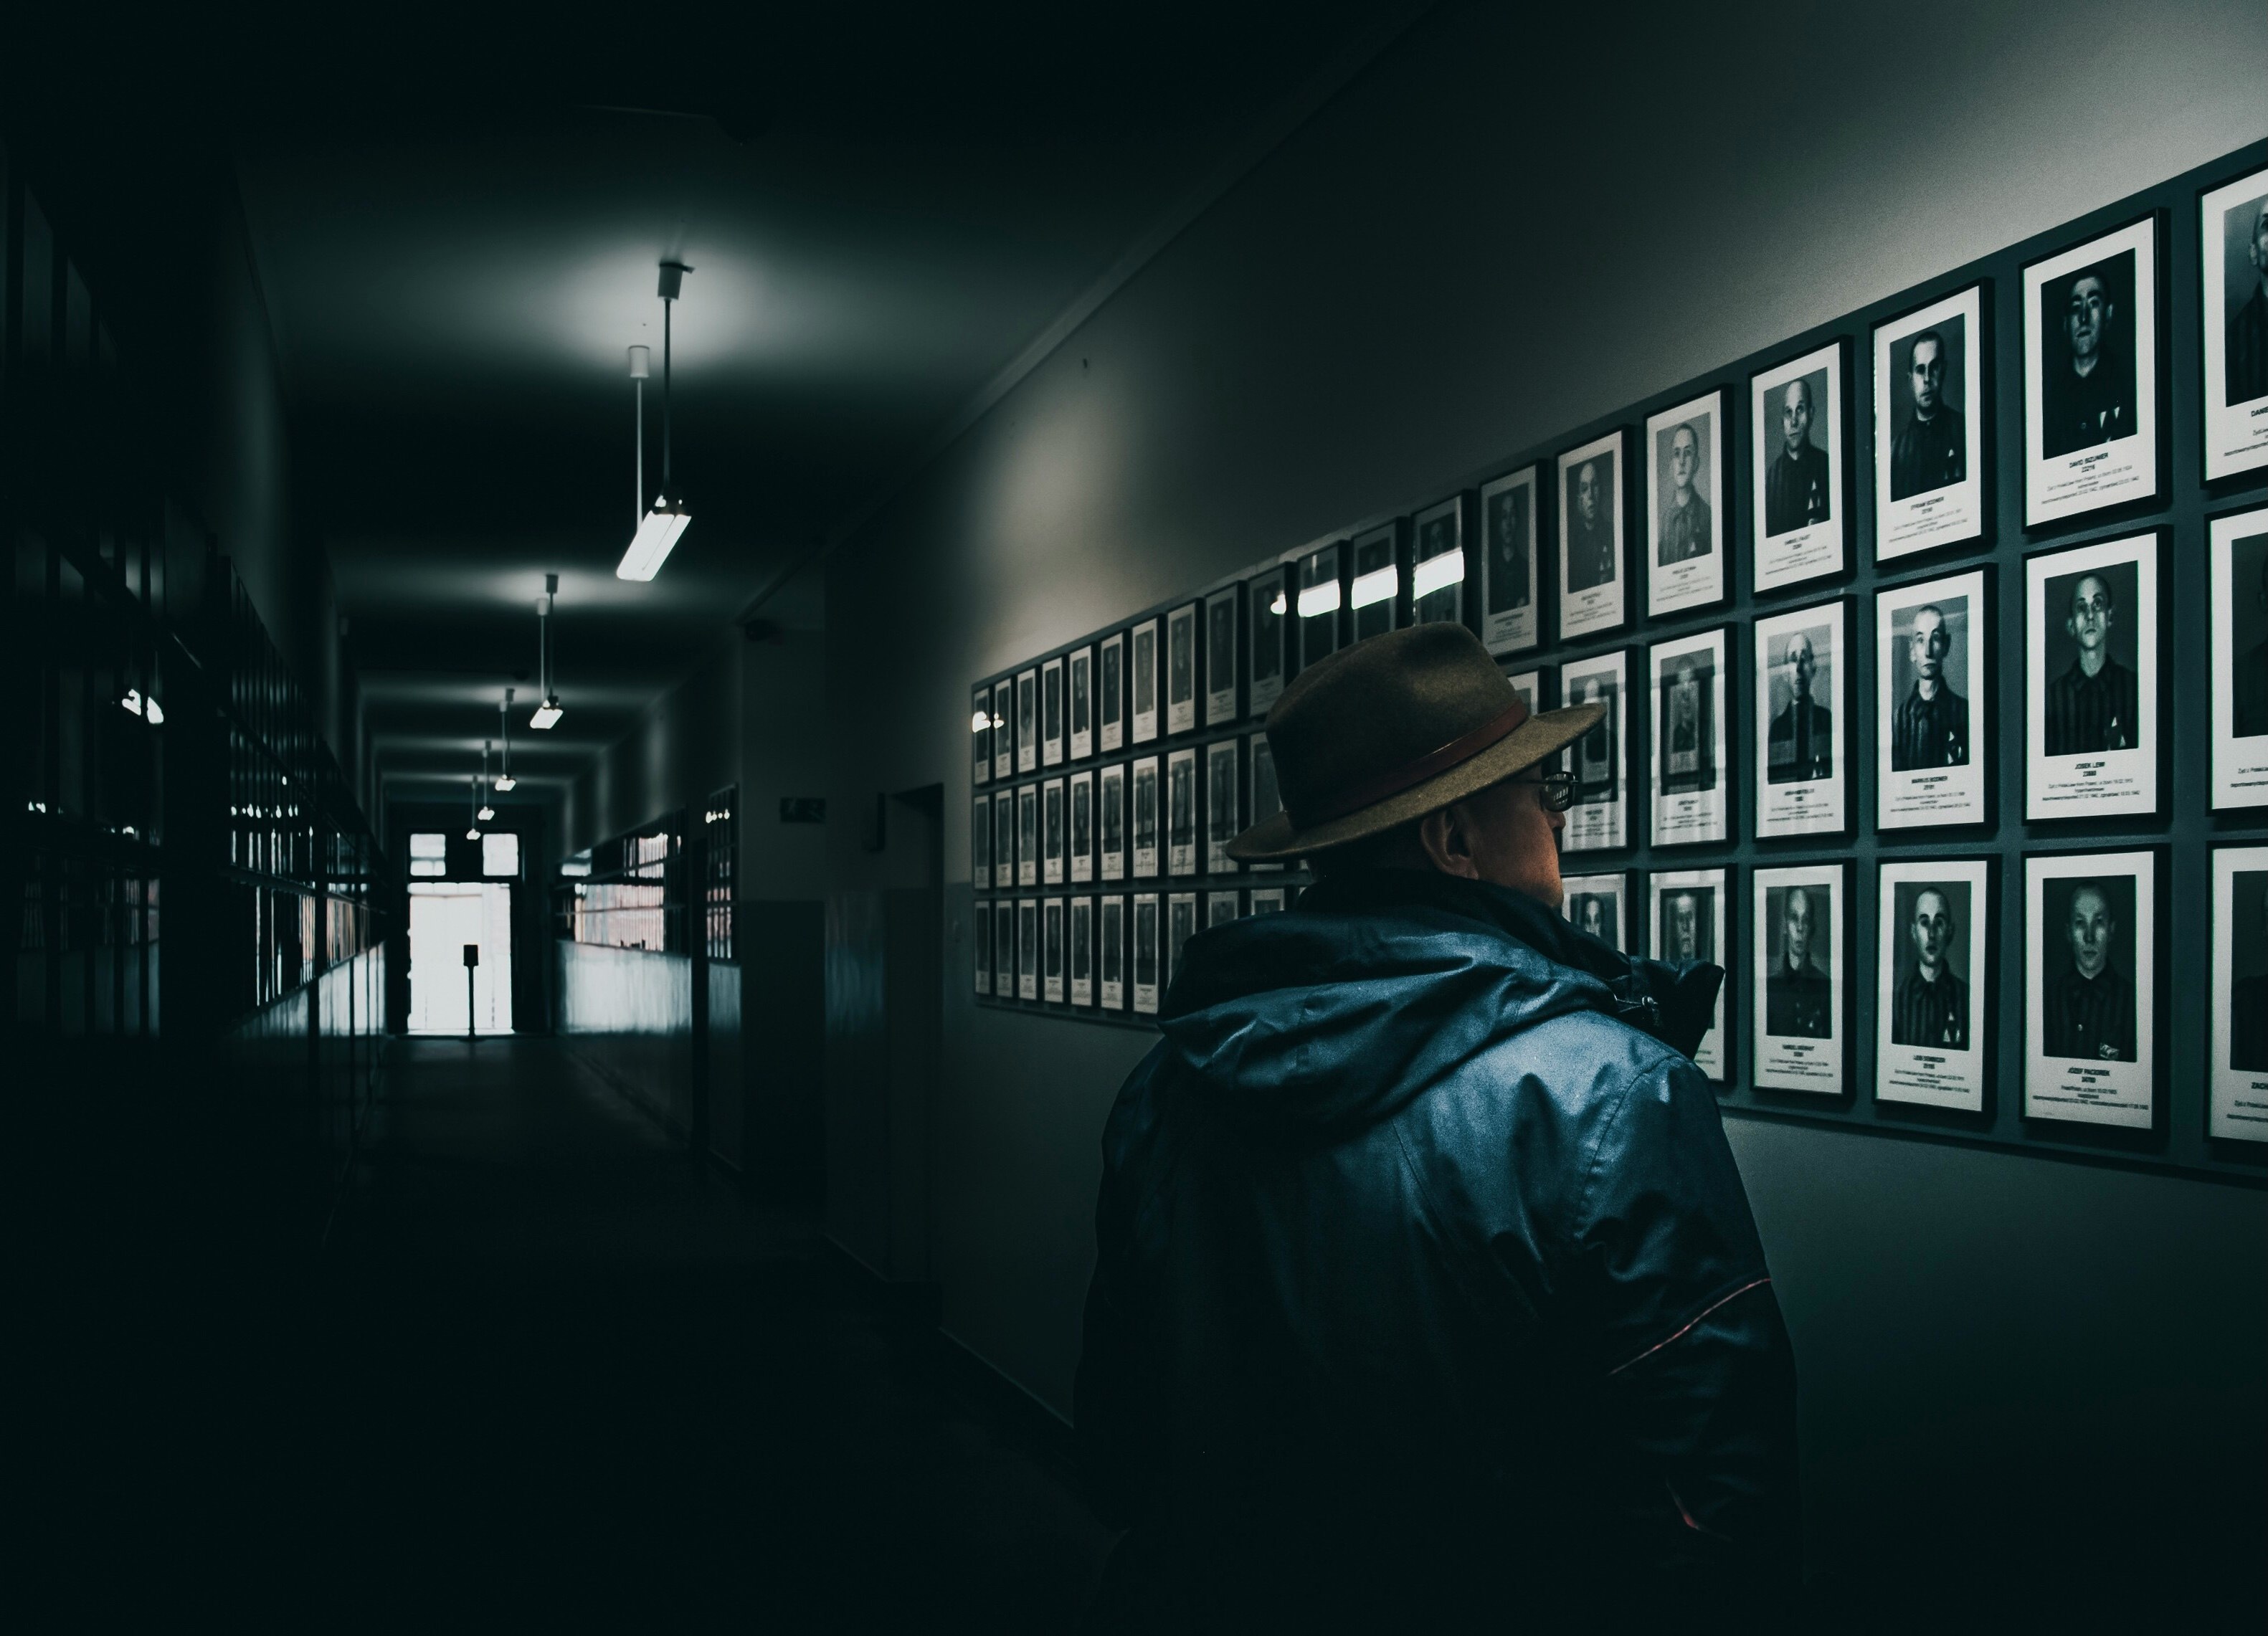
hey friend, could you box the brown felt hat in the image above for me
[1227,622,1606,862]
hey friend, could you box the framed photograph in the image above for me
[973,898,992,996]
[2023,216,2160,526]
[1101,895,1126,1011]
[1016,667,1039,773]
[1166,893,1199,995]
[1205,738,1240,875]
[992,790,1015,893]
[1557,429,1626,638]
[2024,850,2155,1128]
[1562,872,1629,952]
[2201,166,2268,482]
[1649,627,1728,847]
[1751,340,1847,592]
[1069,645,1094,761]
[2210,847,2268,1141]
[972,795,992,890]
[1131,618,1161,744]
[1099,764,1127,882]
[1043,898,1066,1004]
[1069,770,1095,883]
[972,685,993,787]
[1133,893,1162,1014]
[1877,569,1989,829]
[1043,777,1066,885]
[1016,784,1038,887]
[1249,569,1290,718]
[1204,586,1241,727]
[1071,896,1095,1007]
[1876,857,1991,1113]
[1167,747,1198,877]
[992,679,1015,780]
[1753,863,1847,1095]
[1645,390,1727,615]
[994,900,1015,998]
[1412,495,1467,627]
[1042,656,1065,766]
[1505,668,1542,716]
[1755,600,1849,839]
[1350,521,1403,642]
[1166,602,1199,736]
[1099,632,1126,753]
[1298,544,1344,668]
[1874,285,1985,561]
[1132,756,1161,878]
[1250,887,1289,915]
[2026,533,2159,820]
[1649,868,1727,1081]
[1017,898,1040,1001]
[1206,889,1242,929]
[1480,466,1541,655]
[1560,650,1628,855]
[2209,505,2268,808]
[1248,733,1284,873]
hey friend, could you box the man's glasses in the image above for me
[1518,769,1579,812]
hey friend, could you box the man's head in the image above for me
[1910,888,1953,976]
[1576,461,1600,525]
[1909,331,1945,417]
[1316,769,1569,908]
[2067,274,2111,368]
[1781,379,1813,452]
[1785,632,1816,700]
[2066,883,2115,979]
[1909,605,1949,681]
[1669,424,1699,500]
[1781,888,1814,971]
[1670,892,1699,959]
[2066,574,2114,655]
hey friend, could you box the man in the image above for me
[1892,888,1969,1050]
[1078,625,1795,1630]
[1666,890,1705,961]
[2043,881,2134,1060]
[2042,269,2134,455]
[1890,329,1966,500]
[1764,888,1832,1038]
[1571,675,1613,793]
[1657,423,1712,563]
[1488,487,1530,612]
[1763,378,1830,536]
[1767,632,1833,784]
[2234,548,2268,738]
[1666,660,1701,772]
[2231,197,2268,406]
[1576,894,1612,945]
[2044,572,2139,754]
[1566,459,1615,591]
[1891,604,1968,770]
[2230,880,2268,1073]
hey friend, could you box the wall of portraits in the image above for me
[967,141,2268,1184]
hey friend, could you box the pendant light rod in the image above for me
[531,573,563,730]
[617,264,692,581]
[495,688,518,790]
[628,346,649,529]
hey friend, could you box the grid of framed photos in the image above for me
[969,141,2268,1184]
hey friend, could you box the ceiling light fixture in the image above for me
[467,776,482,842]
[617,261,693,581]
[530,574,564,728]
[495,688,518,791]
[478,741,497,821]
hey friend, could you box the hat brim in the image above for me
[1225,700,1608,863]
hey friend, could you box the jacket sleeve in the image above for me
[1565,1050,1800,1589]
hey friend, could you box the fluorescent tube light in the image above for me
[1349,565,1399,610]
[1412,548,1466,601]
[617,498,691,581]
[493,775,516,792]
[1296,580,1342,619]
[478,802,495,822]
[120,689,165,725]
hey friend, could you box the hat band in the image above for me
[1299,696,1531,826]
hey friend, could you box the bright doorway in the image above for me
[409,882,514,1035]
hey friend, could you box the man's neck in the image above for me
[1783,953,1810,977]
[2073,962,2108,984]
[1915,676,1941,700]
[1912,403,1938,424]
[1672,487,1694,510]
[2072,353,2099,380]
[2077,647,2108,680]
[1916,957,1942,984]
[1780,439,1807,462]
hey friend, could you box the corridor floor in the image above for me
[300,1037,1113,1629]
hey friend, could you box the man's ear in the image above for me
[1418,804,1478,879]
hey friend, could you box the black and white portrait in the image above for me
[1646,392,1725,617]
[1016,784,1038,888]
[972,795,992,891]
[1350,523,1400,642]
[993,791,1015,893]
[1132,756,1160,879]
[1205,588,1240,728]
[1017,898,1039,1001]
[2023,218,2159,525]
[2025,852,2155,1129]
[1071,896,1093,1007]
[1207,890,1242,930]
[1099,764,1126,883]
[1099,632,1125,753]
[1479,467,1539,655]
[1249,569,1289,718]
[1412,496,1466,627]
[2202,168,2268,480]
[1505,669,1539,718]
[1560,652,1626,854]
[995,900,1016,998]
[1167,748,1197,876]
[973,685,992,788]
[1042,656,1065,766]
[1649,869,1726,1080]
[1248,735,1284,874]
[2210,508,2268,807]
[1650,629,1727,848]
[1069,771,1093,884]
[2026,535,2158,820]
[2211,849,2268,1140]
[1557,431,1626,639]
[1043,778,1065,885]
[1757,601,1847,840]
[973,893,992,996]
[1166,893,1198,997]
[992,679,1015,780]
[1016,667,1038,774]
[1754,866,1845,1095]
[1043,898,1065,1004]
[1206,740,1239,875]
[1166,604,1197,736]
[1877,860,1990,1112]
[1751,342,1846,591]
[1250,888,1288,916]
[1070,646,1093,761]
[1300,546,1344,670]
[1561,872,1626,954]
[1100,895,1126,1010]
[1133,894,1161,1015]
[1876,571,1987,829]
[1131,619,1160,744]
[1874,286,1985,561]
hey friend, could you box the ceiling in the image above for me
[134,2,1416,803]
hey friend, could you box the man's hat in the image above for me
[1226,623,1606,862]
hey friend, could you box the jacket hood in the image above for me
[1157,869,1722,1141]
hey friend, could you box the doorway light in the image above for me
[617,262,693,581]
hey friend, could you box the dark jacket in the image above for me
[1076,869,1798,1632]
